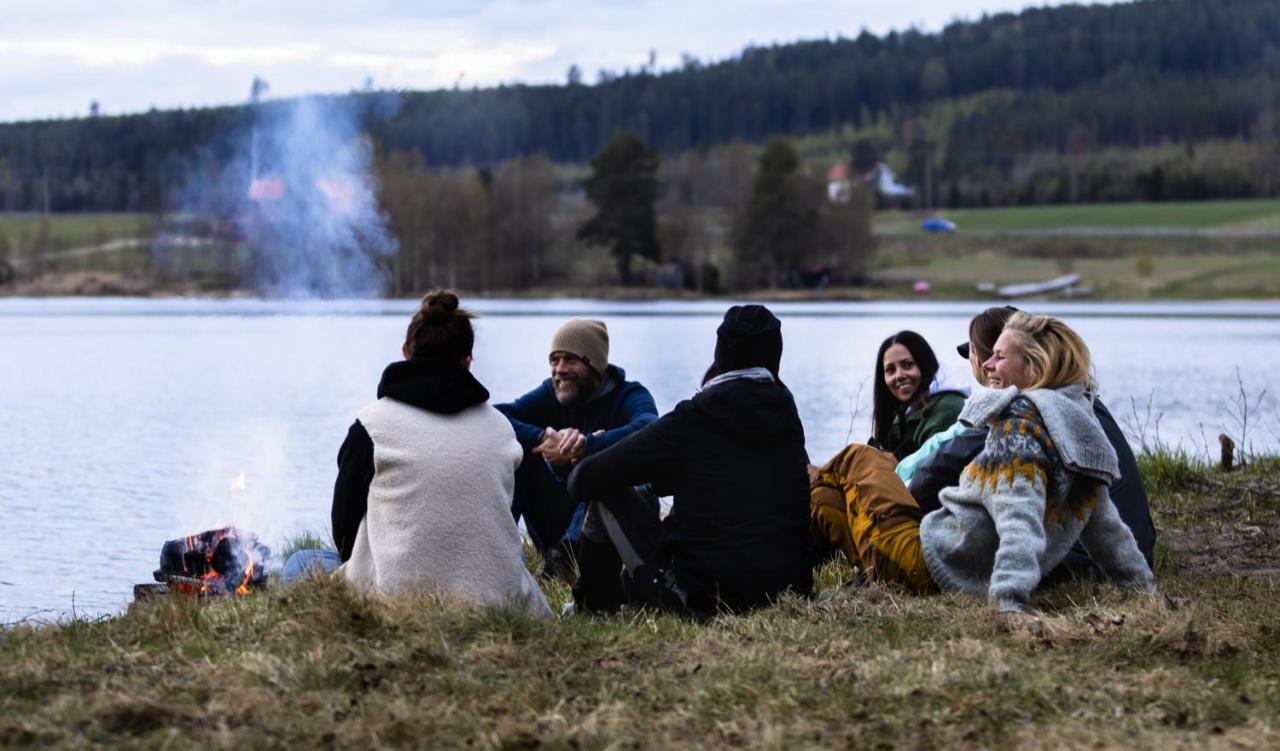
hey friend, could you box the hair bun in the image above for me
[420,291,459,323]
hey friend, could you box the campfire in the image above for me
[140,526,271,599]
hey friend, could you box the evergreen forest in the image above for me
[4,0,1280,294]
[0,0,1277,214]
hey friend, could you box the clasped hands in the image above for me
[534,427,605,468]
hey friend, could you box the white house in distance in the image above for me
[828,162,915,203]
[827,163,853,203]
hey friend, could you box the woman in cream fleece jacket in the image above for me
[285,291,550,618]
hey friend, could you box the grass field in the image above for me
[0,213,152,260]
[874,198,1280,234]
[4,202,1280,299]
[868,233,1280,300]
[1,452,1277,748]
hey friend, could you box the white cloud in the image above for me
[201,44,326,67]
[0,39,324,68]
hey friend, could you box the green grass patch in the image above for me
[0,213,152,260]
[1137,446,1206,496]
[869,233,1280,299]
[876,198,1280,233]
[278,530,334,561]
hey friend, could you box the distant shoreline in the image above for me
[3,275,1280,307]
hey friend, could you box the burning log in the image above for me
[151,527,271,597]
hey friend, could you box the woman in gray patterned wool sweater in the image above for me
[837,312,1155,614]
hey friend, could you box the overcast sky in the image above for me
[0,0,1119,123]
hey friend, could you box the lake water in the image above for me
[3,297,1279,623]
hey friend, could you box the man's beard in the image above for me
[553,373,599,406]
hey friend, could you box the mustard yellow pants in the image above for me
[810,443,937,593]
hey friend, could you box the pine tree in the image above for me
[577,132,662,285]
[737,138,816,287]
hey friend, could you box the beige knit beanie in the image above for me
[550,318,609,376]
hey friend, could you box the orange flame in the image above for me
[235,560,256,597]
[169,527,259,597]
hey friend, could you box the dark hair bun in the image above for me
[404,289,475,360]
[420,291,459,323]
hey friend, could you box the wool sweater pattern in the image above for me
[919,384,1154,612]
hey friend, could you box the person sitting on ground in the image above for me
[564,305,813,615]
[495,319,658,577]
[907,306,1157,578]
[869,331,967,462]
[894,308,1020,486]
[281,291,550,618]
[809,330,967,569]
[831,312,1155,612]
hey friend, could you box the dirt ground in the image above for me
[1163,521,1280,577]
[1156,474,1280,577]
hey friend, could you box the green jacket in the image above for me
[873,390,966,462]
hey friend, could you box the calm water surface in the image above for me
[3,297,1278,622]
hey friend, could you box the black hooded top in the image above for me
[330,357,490,560]
[568,375,813,612]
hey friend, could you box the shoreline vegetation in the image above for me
[4,201,1280,301]
[2,448,1278,747]
[5,244,1280,301]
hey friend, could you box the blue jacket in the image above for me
[495,365,658,464]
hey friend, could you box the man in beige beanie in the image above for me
[547,318,610,407]
[496,318,658,576]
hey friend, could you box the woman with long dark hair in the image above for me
[869,331,966,461]
[809,330,964,569]
[894,307,1017,484]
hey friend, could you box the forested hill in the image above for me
[3,0,1280,212]
[378,0,1280,161]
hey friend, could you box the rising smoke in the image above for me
[173,94,400,297]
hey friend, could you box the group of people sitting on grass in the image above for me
[282,291,1157,620]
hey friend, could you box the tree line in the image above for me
[372,133,873,294]
[1,0,1279,213]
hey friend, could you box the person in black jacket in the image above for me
[566,305,813,615]
[907,308,1157,577]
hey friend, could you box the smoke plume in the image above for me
[173,94,399,297]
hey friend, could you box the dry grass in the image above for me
[1,576,1276,748]
[2,458,1278,749]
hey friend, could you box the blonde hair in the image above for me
[1001,312,1096,393]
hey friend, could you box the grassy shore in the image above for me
[0,213,153,259]
[3,204,1280,299]
[871,234,1280,299]
[874,198,1280,233]
[2,452,1277,748]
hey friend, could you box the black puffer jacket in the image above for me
[568,376,813,612]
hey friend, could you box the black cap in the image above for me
[957,341,970,359]
[714,304,783,376]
